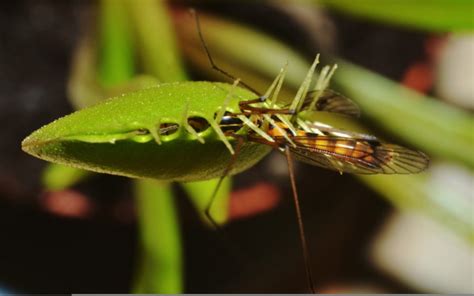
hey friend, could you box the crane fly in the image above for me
[218,89,429,175]
[190,10,429,293]
[252,120,429,175]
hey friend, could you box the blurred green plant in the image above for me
[318,0,474,32]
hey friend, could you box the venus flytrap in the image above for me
[21,82,272,181]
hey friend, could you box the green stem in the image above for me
[133,180,183,293]
[127,0,187,82]
[98,0,135,87]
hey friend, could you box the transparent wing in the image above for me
[297,89,361,117]
[266,121,429,174]
[289,136,429,174]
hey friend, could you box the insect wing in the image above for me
[281,129,429,174]
[299,89,361,117]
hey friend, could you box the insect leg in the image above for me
[204,136,244,229]
[201,136,255,282]
[239,99,296,115]
[285,146,316,294]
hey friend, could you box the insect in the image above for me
[21,13,429,293]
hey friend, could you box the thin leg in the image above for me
[239,97,295,115]
[285,146,316,294]
[202,136,251,281]
[204,136,245,230]
[239,103,296,115]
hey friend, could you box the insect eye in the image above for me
[187,116,210,133]
[159,123,179,136]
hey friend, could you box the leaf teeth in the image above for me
[184,123,205,144]
[237,115,274,143]
[290,54,320,113]
[264,63,287,107]
[309,63,338,110]
[215,79,240,124]
[209,119,234,155]
[149,119,162,145]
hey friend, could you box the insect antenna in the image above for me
[285,146,316,294]
[191,9,260,95]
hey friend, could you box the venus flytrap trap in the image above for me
[21,82,270,181]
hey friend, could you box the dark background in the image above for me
[0,0,427,293]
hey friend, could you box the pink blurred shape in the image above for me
[41,189,94,219]
[229,182,280,220]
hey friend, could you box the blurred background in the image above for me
[0,0,472,293]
